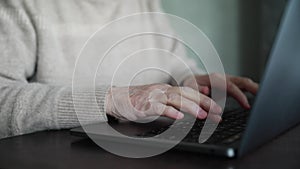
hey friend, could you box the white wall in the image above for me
[161,0,240,75]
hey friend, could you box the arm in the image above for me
[0,3,108,139]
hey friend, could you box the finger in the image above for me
[151,103,184,120]
[207,113,222,123]
[227,82,250,109]
[195,73,227,89]
[182,77,210,95]
[230,77,259,95]
[173,87,222,115]
[199,86,210,95]
[198,94,222,115]
[164,93,208,119]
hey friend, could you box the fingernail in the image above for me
[197,109,207,119]
[177,112,184,119]
[216,106,223,113]
[215,116,222,123]
[212,105,222,114]
[245,101,251,109]
[210,115,222,123]
[246,103,251,109]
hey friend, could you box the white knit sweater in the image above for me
[0,0,201,139]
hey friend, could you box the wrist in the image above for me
[105,87,113,116]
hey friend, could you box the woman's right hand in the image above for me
[105,84,223,122]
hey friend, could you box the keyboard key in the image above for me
[137,108,249,144]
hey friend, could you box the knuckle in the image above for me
[163,106,177,116]
[153,104,165,114]
[149,83,170,89]
[148,83,161,89]
[190,102,200,112]
[167,93,179,102]
[128,115,138,121]
[136,112,146,118]
[157,83,172,89]
[200,94,213,104]
[167,86,179,94]
[163,83,172,88]
[148,83,171,92]
[202,97,212,106]
[210,72,221,78]
[181,86,193,93]
[164,106,173,113]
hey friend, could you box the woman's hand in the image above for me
[105,83,223,122]
[182,73,259,109]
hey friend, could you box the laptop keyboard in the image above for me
[137,108,250,145]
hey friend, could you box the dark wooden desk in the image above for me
[0,124,300,169]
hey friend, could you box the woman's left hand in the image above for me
[182,73,259,109]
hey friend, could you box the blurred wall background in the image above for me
[161,0,286,82]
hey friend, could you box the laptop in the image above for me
[71,0,300,158]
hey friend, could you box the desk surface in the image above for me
[0,124,300,169]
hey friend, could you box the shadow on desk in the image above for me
[70,123,300,169]
[0,125,300,169]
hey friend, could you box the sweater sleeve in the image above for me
[0,3,108,139]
